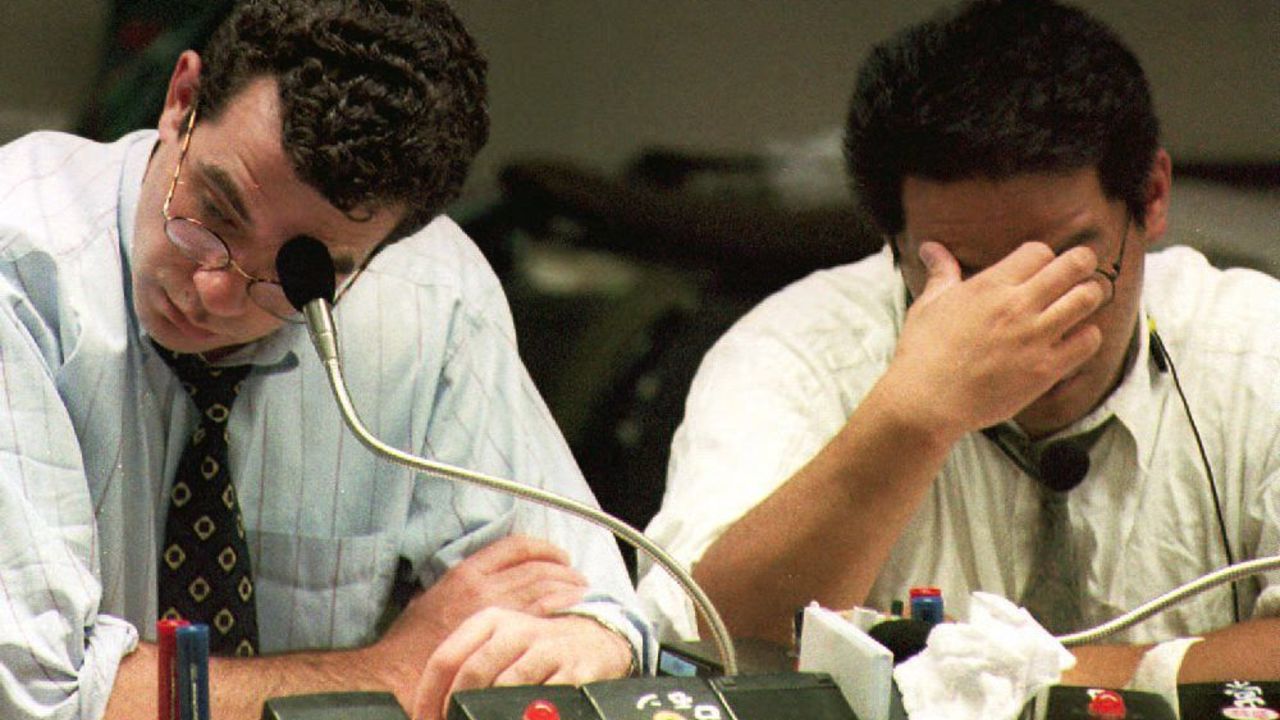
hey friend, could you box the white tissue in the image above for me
[893,592,1076,720]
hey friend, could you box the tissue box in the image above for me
[798,605,898,720]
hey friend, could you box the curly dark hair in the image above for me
[198,0,489,238]
[845,0,1159,238]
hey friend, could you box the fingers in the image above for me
[492,650,559,688]
[397,547,587,660]
[1052,322,1104,376]
[440,630,535,718]
[444,536,586,613]
[1038,274,1108,334]
[461,534,574,574]
[494,559,588,593]
[979,241,1060,286]
[413,611,635,720]
[1017,244,1101,312]
[918,241,1101,322]
[914,241,962,304]
[413,609,502,720]
[413,611,562,720]
[470,569,586,617]
[474,559,587,615]
[964,243,1102,345]
[919,240,1105,347]
[525,584,588,616]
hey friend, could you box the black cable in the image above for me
[1150,325,1241,623]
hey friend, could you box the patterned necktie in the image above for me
[1020,487,1083,634]
[153,342,259,656]
[984,420,1113,635]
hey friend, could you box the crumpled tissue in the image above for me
[893,591,1076,720]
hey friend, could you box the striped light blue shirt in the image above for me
[0,130,653,719]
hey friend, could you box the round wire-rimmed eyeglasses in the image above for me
[161,106,361,323]
[1091,215,1131,306]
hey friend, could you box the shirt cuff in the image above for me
[1254,584,1280,618]
[555,594,657,676]
[1125,636,1202,716]
[73,615,140,720]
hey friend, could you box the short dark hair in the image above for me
[199,0,489,237]
[844,0,1159,238]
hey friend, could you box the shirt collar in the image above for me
[116,130,153,281]
[1032,303,1166,474]
[1092,304,1166,475]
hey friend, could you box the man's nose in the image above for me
[191,267,251,317]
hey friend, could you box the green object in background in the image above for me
[77,1,233,141]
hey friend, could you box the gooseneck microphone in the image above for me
[1058,554,1280,646]
[1037,441,1090,493]
[278,237,340,362]
[981,426,1091,493]
[275,237,739,675]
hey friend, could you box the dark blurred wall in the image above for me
[451,1,1280,198]
[0,0,108,141]
[2,1,1276,192]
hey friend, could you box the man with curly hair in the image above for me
[0,2,649,718]
[639,0,1279,707]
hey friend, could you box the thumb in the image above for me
[915,241,961,304]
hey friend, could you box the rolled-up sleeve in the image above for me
[0,610,138,720]
[1251,465,1280,619]
[0,453,140,719]
[0,299,136,719]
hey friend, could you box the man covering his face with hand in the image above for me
[640,0,1280,708]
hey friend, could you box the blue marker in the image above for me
[909,587,944,626]
[176,624,210,720]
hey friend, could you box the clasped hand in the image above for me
[371,535,632,720]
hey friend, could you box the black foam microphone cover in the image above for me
[276,236,336,311]
[867,618,934,664]
[1037,441,1090,492]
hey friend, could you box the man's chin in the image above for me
[151,331,219,356]
[1016,386,1097,439]
[138,297,256,358]
[142,315,235,357]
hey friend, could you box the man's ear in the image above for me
[1138,148,1172,248]
[157,50,203,143]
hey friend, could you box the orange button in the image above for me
[523,699,560,720]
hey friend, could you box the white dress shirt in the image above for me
[639,245,1280,644]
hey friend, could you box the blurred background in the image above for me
[4,0,1275,572]
[6,2,1276,185]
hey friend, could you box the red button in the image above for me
[1087,689,1127,718]
[523,699,561,720]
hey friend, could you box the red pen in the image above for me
[157,618,190,720]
